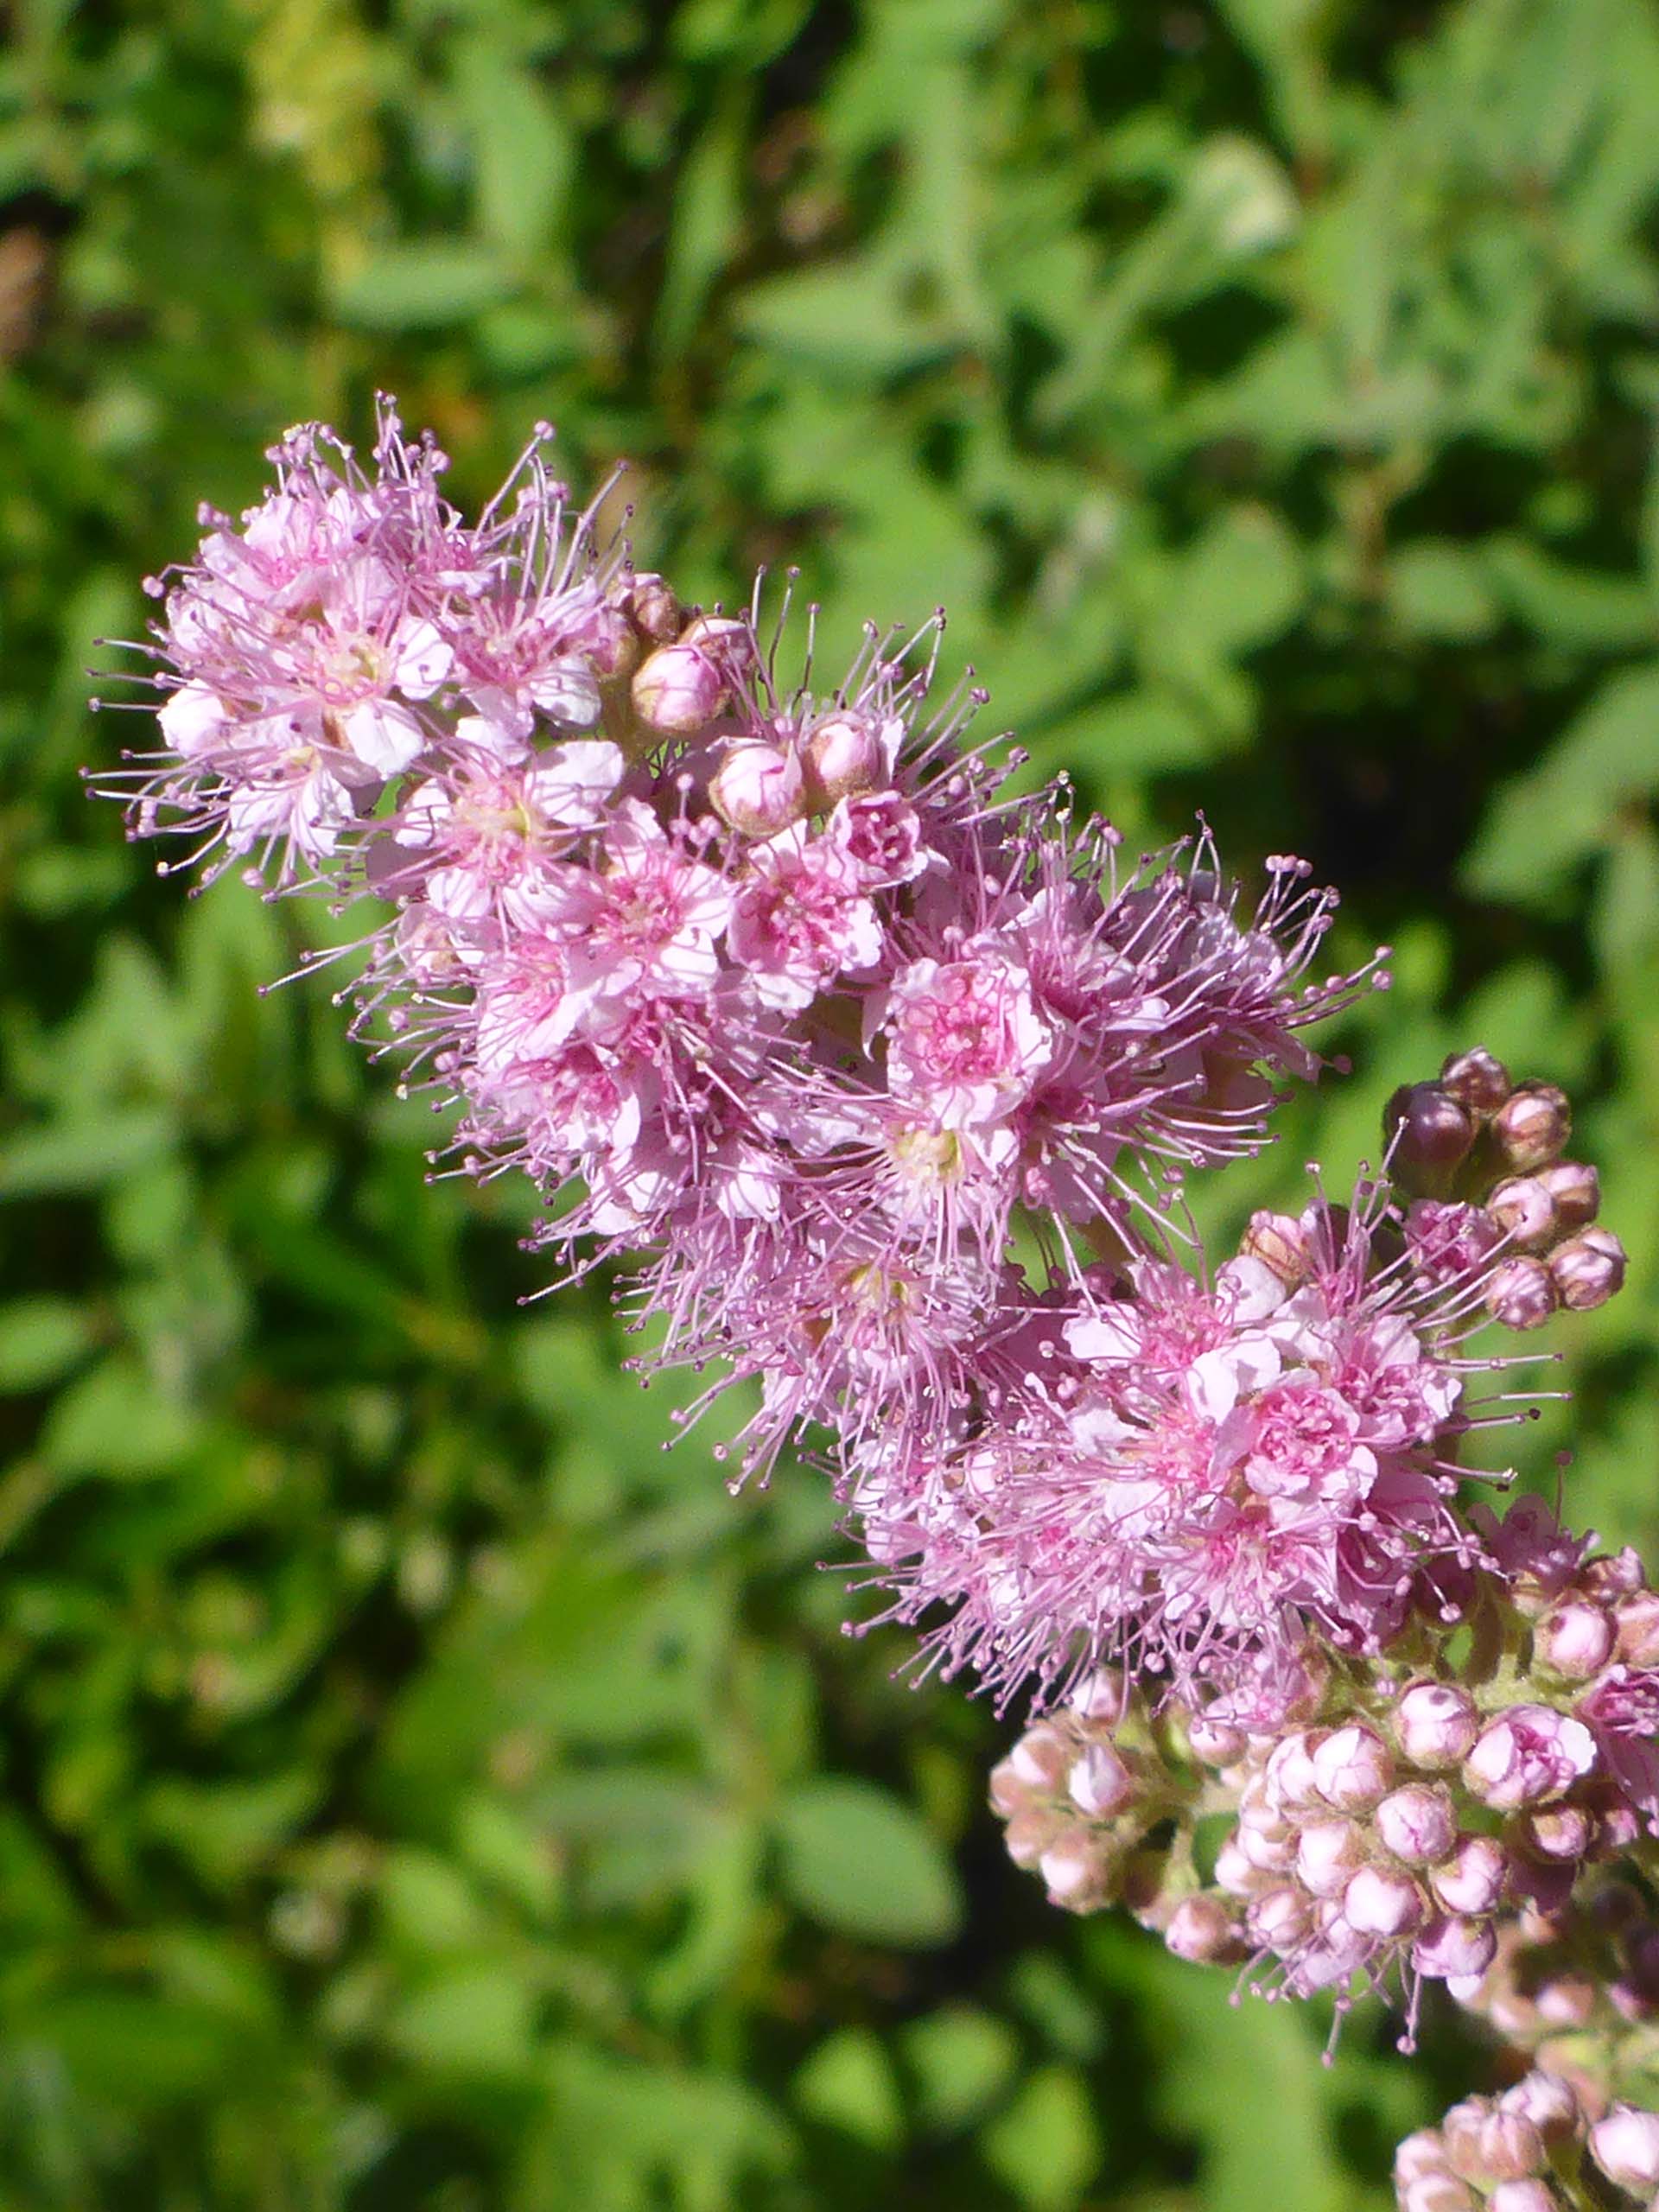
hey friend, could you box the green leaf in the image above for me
[1465,660,1659,899]
[329,243,517,331]
[978,2065,1101,2212]
[793,2026,905,2151]
[901,2005,1019,2135]
[0,1297,97,1392]
[40,1355,205,1478]
[773,1777,963,1948]
[385,1965,537,2080]
[1387,540,1500,640]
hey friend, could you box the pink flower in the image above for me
[728,824,882,1010]
[885,942,1054,1129]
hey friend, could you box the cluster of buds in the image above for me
[1386,1052,1626,1329]
[989,1503,1659,2031]
[1396,2069,1659,2212]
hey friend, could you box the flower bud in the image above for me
[1440,1047,1512,1116]
[1071,1669,1129,1725]
[1590,2106,1659,2195]
[1414,1913,1498,1982]
[1295,1816,1366,1898]
[1375,1783,1458,1866]
[631,616,744,734]
[709,741,805,836]
[1246,1884,1316,1952]
[1549,1226,1627,1312]
[1001,1808,1052,1868]
[1500,2071,1582,2146]
[1343,1865,1426,1937]
[1396,2131,1452,2185]
[1005,1722,1070,1792]
[1311,1723,1393,1811]
[1536,1158,1599,1230]
[1241,1210,1310,1286]
[563,602,638,683]
[1400,2171,1477,2212]
[803,710,891,805]
[1262,1731,1321,1810]
[1392,1682,1480,1769]
[620,571,682,644]
[1185,1714,1248,1768]
[1067,1742,1135,1819]
[1485,1255,1559,1331]
[1535,1973,1597,2029]
[1534,1598,1617,1681]
[1212,1837,1258,1897]
[1465,1706,1598,1811]
[1164,1893,1246,1963]
[1492,1083,1572,1172]
[1384,1083,1476,1195]
[1039,1829,1115,1909]
[1406,1199,1503,1282]
[1519,1803,1594,1862]
[1445,2101,1545,2186]
[1616,1592,1659,1666]
[1429,1834,1509,1916]
[1487,1176,1557,1249]
[1485,2182,1561,2212]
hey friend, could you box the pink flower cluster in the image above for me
[95,403,1654,2173]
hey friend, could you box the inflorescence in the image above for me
[91,403,1654,2194]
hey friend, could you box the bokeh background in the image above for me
[3,0,1658,2203]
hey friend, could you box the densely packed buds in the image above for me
[1387,1053,1624,1329]
[991,1502,1659,2037]
[1394,2070,1592,2211]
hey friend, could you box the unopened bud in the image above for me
[1414,1913,1498,1982]
[1384,1083,1476,1195]
[1445,2101,1545,2186]
[1246,1884,1316,1952]
[1241,1210,1310,1285]
[1400,2171,1477,2212]
[1001,1808,1052,1868]
[1486,2182,1562,2212]
[709,741,805,836]
[1070,1669,1129,1725]
[1535,1973,1597,2029]
[1549,1226,1626,1312]
[1429,1834,1509,1916]
[631,618,745,734]
[803,710,891,805]
[1006,1723,1070,1792]
[564,602,638,683]
[1534,1598,1616,1681]
[1500,2071,1582,2146]
[1311,1723,1393,1811]
[1375,1783,1458,1866]
[1440,1047,1512,1116]
[1465,1706,1598,1810]
[1295,1816,1366,1897]
[1535,1158,1599,1230]
[1067,1742,1135,1819]
[1212,1837,1256,1897]
[1392,1681,1479,1769]
[1492,1084,1572,1173]
[1343,1865,1426,1937]
[1186,1714,1248,1768]
[620,571,682,644]
[1615,1591,1659,1666]
[1589,2106,1659,2195]
[1039,1828,1115,1909]
[1487,1176,1557,1249]
[1164,1893,1246,1963]
[1486,1255,1559,1331]
[1520,1803,1594,1862]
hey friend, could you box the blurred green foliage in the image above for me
[3,0,1658,2203]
